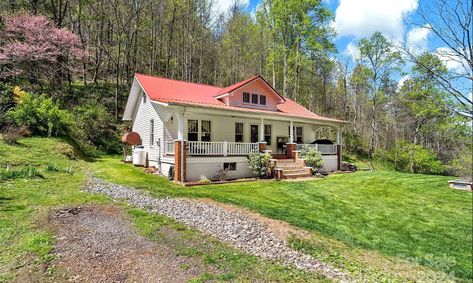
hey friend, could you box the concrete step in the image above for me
[276,159,295,163]
[282,173,312,179]
[281,168,310,174]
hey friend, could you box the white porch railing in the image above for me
[187,141,258,156]
[165,141,175,155]
[296,144,337,155]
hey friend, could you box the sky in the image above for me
[211,0,470,101]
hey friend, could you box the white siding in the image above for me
[186,157,255,181]
[131,91,178,170]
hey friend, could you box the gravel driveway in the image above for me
[49,205,207,282]
[84,177,349,281]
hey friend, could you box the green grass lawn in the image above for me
[0,138,322,282]
[92,155,473,280]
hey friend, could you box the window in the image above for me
[296,126,303,143]
[142,92,147,103]
[260,95,266,105]
[250,125,258,143]
[251,93,258,104]
[223,162,237,171]
[201,120,211,141]
[264,125,271,145]
[150,119,154,145]
[288,126,303,143]
[188,120,198,141]
[243,92,250,103]
[235,123,243,142]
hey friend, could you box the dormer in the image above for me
[215,75,285,111]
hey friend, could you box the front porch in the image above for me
[159,108,343,182]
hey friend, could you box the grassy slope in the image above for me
[0,138,322,282]
[92,155,473,280]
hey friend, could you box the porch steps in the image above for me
[272,159,312,179]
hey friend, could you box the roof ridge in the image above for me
[135,73,223,89]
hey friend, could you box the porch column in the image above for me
[289,120,294,143]
[258,117,267,152]
[336,128,342,170]
[174,114,186,183]
[287,120,296,159]
[177,114,185,140]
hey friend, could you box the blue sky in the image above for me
[213,0,470,99]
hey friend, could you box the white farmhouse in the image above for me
[123,74,347,182]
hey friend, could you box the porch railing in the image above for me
[165,141,175,155]
[187,141,258,156]
[296,144,337,155]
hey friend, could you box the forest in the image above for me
[0,0,471,177]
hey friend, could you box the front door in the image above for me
[250,125,258,143]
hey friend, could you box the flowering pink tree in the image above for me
[0,14,86,84]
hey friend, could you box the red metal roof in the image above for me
[134,73,345,123]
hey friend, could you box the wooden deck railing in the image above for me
[296,144,337,155]
[187,141,258,156]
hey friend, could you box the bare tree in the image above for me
[404,0,472,117]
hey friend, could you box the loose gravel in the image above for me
[84,177,349,281]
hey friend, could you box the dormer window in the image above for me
[243,92,250,103]
[251,93,258,104]
[260,95,266,105]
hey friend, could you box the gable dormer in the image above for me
[215,75,285,111]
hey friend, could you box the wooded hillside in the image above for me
[0,0,471,177]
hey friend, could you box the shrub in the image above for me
[300,145,324,172]
[198,178,212,185]
[8,87,73,137]
[0,82,14,126]
[384,141,443,174]
[214,168,230,181]
[71,104,121,154]
[1,125,30,144]
[446,150,472,181]
[247,152,272,178]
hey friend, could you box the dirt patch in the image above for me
[48,205,205,282]
[196,198,311,241]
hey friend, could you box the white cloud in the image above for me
[344,40,360,59]
[334,0,418,40]
[212,0,250,17]
[435,47,468,74]
[406,24,431,54]
[398,75,410,89]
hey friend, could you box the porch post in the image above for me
[336,128,342,170]
[174,114,186,183]
[177,114,185,140]
[289,120,294,143]
[287,120,296,159]
[258,118,267,152]
[260,118,264,142]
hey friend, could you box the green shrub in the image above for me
[0,165,43,181]
[71,104,121,154]
[300,145,324,172]
[8,87,73,137]
[0,82,14,126]
[198,178,212,184]
[248,152,272,178]
[384,141,443,174]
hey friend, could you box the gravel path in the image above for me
[49,205,206,282]
[84,177,349,281]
